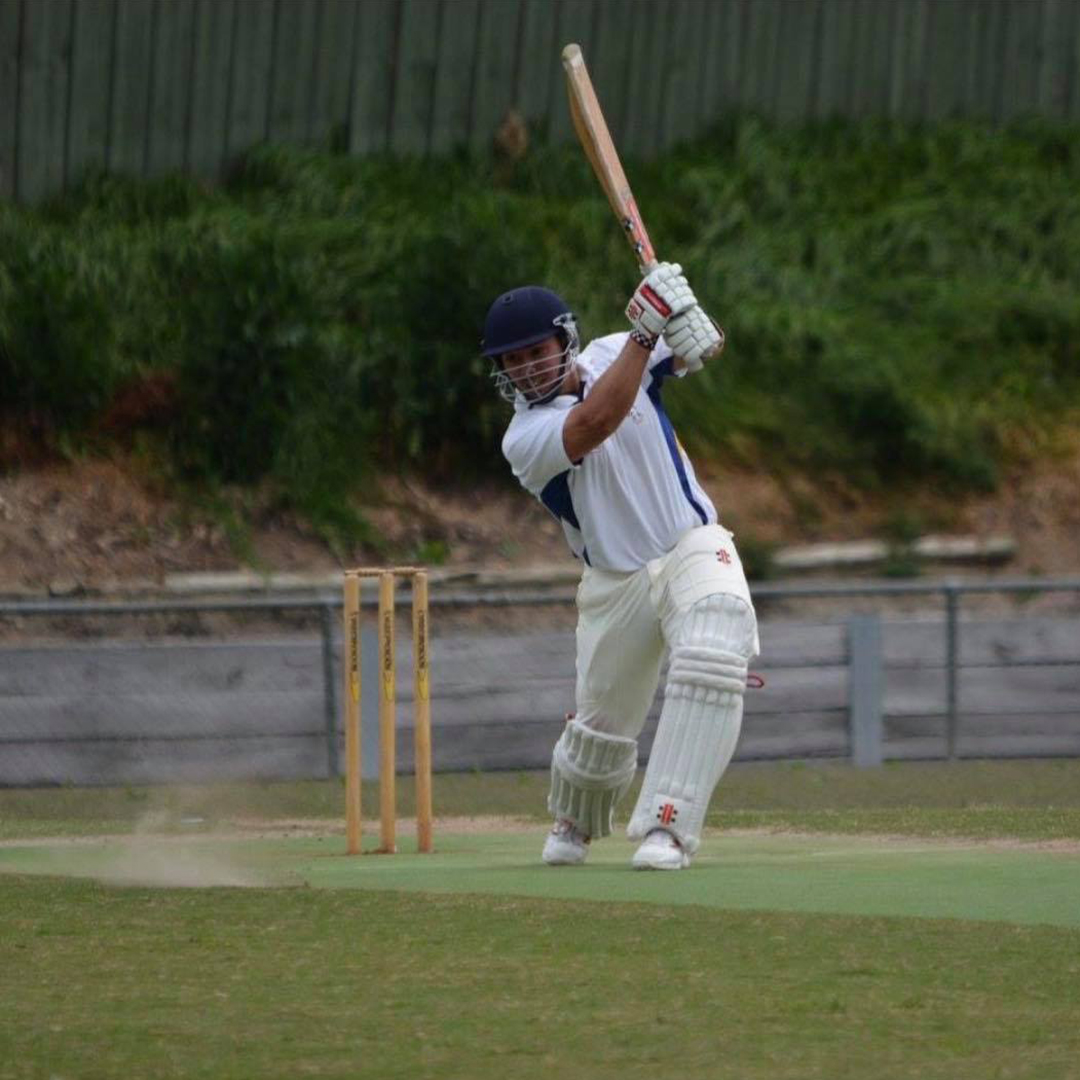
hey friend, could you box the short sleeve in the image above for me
[501,407,576,497]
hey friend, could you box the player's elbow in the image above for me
[563,407,621,460]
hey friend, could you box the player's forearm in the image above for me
[562,338,651,460]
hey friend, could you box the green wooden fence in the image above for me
[2,0,1079,203]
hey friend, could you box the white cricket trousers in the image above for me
[572,524,759,740]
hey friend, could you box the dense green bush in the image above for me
[0,212,126,430]
[2,117,1079,537]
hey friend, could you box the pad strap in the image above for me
[667,647,747,698]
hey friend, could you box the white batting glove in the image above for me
[663,304,725,372]
[625,262,696,346]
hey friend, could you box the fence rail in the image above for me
[0,576,1078,785]
[4,0,1080,203]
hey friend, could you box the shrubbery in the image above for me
[1,117,1078,541]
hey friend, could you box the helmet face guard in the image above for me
[481,287,580,405]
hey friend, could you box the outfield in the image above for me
[2,760,1079,1079]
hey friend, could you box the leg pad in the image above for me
[548,719,638,839]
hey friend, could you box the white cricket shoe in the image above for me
[631,828,690,870]
[542,819,590,865]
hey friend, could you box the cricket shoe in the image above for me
[542,819,591,865]
[631,828,690,871]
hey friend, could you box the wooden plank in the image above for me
[224,0,274,159]
[266,0,320,145]
[956,732,1080,758]
[718,0,748,117]
[743,666,848,714]
[757,622,847,665]
[106,0,153,177]
[0,736,329,787]
[1070,0,1080,121]
[348,0,396,153]
[145,0,196,176]
[957,0,986,117]
[186,0,234,177]
[588,0,634,151]
[0,692,326,739]
[619,0,663,158]
[983,0,1011,121]
[16,0,72,202]
[999,0,1044,120]
[883,619,1080,666]
[886,0,911,117]
[306,0,360,148]
[468,0,523,153]
[421,717,565,772]
[427,0,480,154]
[63,0,114,185]
[0,641,327,696]
[0,0,24,199]
[388,0,440,155]
[904,0,932,121]
[814,0,855,118]
[736,713,850,760]
[957,667,1080,715]
[546,0,595,147]
[1037,0,1071,117]
[687,0,719,134]
[923,0,967,121]
[659,0,706,149]
[774,0,820,123]
[966,0,1000,120]
[695,0,724,127]
[514,0,558,137]
[867,0,898,116]
[741,0,782,115]
[846,0,880,118]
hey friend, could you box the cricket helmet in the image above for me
[481,286,580,405]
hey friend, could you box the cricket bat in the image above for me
[561,43,657,273]
[562,43,721,361]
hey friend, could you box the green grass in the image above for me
[3,759,1080,840]
[1,871,1078,1080]
[6,118,1080,547]
[3,761,1080,1079]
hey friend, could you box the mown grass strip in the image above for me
[2,760,1079,840]
[1,872,1078,1080]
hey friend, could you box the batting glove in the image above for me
[625,262,696,346]
[663,304,725,373]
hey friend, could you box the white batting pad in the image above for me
[548,719,639,839]
[627,593,756,854]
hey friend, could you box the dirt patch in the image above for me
[5,819,1079,855]
[2,445,1080,596]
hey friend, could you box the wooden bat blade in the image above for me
[561,42,656,271]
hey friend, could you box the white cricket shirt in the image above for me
[501,332,717,572]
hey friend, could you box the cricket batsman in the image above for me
[481,265,759,870]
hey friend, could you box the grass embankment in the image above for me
[2,761,1080,1079]
[2,118,1079,553]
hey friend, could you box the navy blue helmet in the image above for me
[481,286,580,404]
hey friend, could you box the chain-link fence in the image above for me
[1,578,1079,787]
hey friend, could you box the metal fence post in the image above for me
[320,603,339,779]
[848,614,883,767]
[944,585,960,760]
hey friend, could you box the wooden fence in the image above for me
[2,612,1079,786]
[3,0,1080,202]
